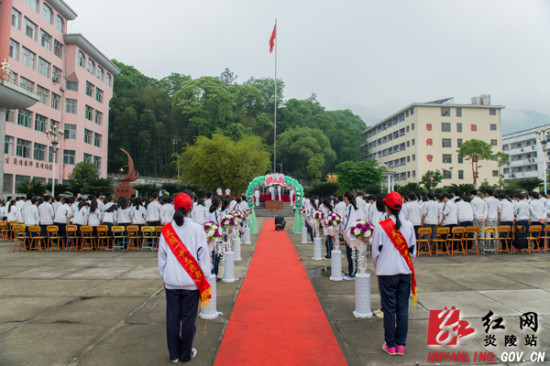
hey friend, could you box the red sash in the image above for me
[379,218,417,304]
[162,222,212,307]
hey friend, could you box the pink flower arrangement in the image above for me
[349,220,375,239]
[313,210,325,222]
[299,206,308,215]
[324,212,342,227]
[203,221,222,239]
[220,213,237,228]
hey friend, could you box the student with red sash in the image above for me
[158,193,212,363]
[371,191,416,357]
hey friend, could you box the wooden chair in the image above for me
[65,225,80,251]
[126,225,141,251]
[449,226,466,255]
[97,225,111,251]
[155,226,163,250]
[540,225,550,253]
[141,226,156,251]
[12,224,26,252]
[28,226,46,251]
[0,220,9,240]
[497,226,511,254]
[433,227,450,256]
[481,226,498,255]
[463,226,480,255]
[527,225,543,253]
[46,225,63,251]
[111,226,127,251]
[416,227,432,256]
[80,226,96,251]
[9,220,19,240]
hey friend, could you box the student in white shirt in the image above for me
[53,197,74,238]
[456,196,474,226]
[439,194,458,230]
[421,193,439,239]
[342,192,357,280]
[192,198,209,226]
[528,191,546,224]
[514,193,530,227]
[38,195,55,236]
[204,192,213,211]
[470,190,487,227]
[116,197,132,226]
[87,196,102,234]
[208,197,222,277]
[403,194,422,237]
[101,196,117,229]
[161,197,175,225]
[497,193,515,226]
[131,197,147,228]
[7,199,18,223]
[483,189,499,228]
[72,201,90,234]
[146,193,162,226]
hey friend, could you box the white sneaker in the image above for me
[191,348,197,359]
[344,275,355,280]
[170,359,179,363]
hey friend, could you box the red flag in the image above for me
[269,23,276,53]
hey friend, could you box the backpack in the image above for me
[512,225,528,249]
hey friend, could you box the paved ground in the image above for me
[0,217,549,365]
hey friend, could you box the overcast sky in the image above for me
[63,0,550,134]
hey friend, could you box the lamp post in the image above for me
[46,123,63,197]
[534,128,550,193]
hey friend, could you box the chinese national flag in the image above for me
[269,23,276,53]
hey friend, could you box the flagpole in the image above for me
[273,19,277,173]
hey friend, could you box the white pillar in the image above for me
[244,227,251,244]
[199,274,222,319]
[301,227,309,244]
[233,235,242,261]
[222,251,236,283]
[312,237,323,260]
[353,273,373,318]
[330,250,344,281]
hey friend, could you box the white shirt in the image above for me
[334,201,346,220]
[161,204,175,225]
[498,199,515,223]
[38,202,54,225]
[225,188,231,196]
[146,201,162,222]
[54,204,73,224]
[101,203,117,224]
[131,206,147,225]
[529,199,546,222]
[470,196,487,221]
[23,204,40,226]
[117,207,132,224]
[484,196,499,220]
[216,188,222,196]
[456,200,474,223]
[7,205,18,222]
[88,209,101,226]
[371,214,416,276]
[342,204,356,241]
[515,200,530,221]
[355,197,366,220]
[421,200,439,225]
[192,204,209,225]
[209,210,221,225]
[441,200,458,226]
[404,201,422,226]
[158,219,211,290]
[52,201,62,216]
[72,206,89,226]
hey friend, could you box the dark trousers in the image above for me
[413,226,420,240]
[500,221,513,227]
[459,221,473,227]
[148,220,161,227]
[346,244,357,277]
[305,221,314,242]
[165,289,199,362]
[378,274,411,348]
[212,251,220,276]
[325,235,333,257]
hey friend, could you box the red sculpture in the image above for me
[115,148,140,199]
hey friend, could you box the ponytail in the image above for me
[390,208,402,230]
[173,207,190,227]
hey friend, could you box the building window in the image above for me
[441,122,451,132]
[36,85,49,104]
[442,154,452,163]
[55,15,64,32]
[17,109,32,128]
[6,110,15,123]
[12,8,21,29]
[458,170,464,180]
[51,93,60,110]
[5,136,14,155]
[64,124,76,140]
[24,0,38,11]
[492,170,498,177]
[95,111,103,125]
[21,47,35,69]
[106,73,111,86]
[38,58,50,78]
[441,107,450,116]
[458,156,463,164]
[65,99,77,114]
[9,39,19,61]
[52,67,61,83]
[3,174,13,193]
[456,107,462,117]
[19,77,34,93]
[48,146,55,163]
[83,153,92,163]
[86,82,94,96]
[33,143,46,161]
[85,105,93,121]
[489,108,496,115]
[442,138,452,148]
[93,156,101,171]
[490,123,497,131]
[63,150,75,165]
[94,133,102,147]
[16,139,31,158]
[491,139,498,146]
[96,66,104,81]
[457,138,463,147]
[84,129,93,144]
[87,59,95,74]
[443,170,452,179]
[96,88,103,103]
[34,114,47,132]
[456,122,462,133]
[23,17,37,40]
[77,51,85,67]
[40,30,52,51]
[66,80,78,91]
[54,40,63,58]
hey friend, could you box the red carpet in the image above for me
[214,220,347,366]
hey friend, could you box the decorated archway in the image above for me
[245,174,304,234]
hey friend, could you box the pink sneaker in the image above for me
[382,343,396,356]
[396,345,405,356]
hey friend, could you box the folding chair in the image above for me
[126,225,141,251]
[540,225,550,253]
[155,226,163,250]
[464,226,480,255]
[527,225,543,253]
[46,225,63,251]
[111,226,127,251]
[481,227,498,254]
[28,226,46,251]
[497,226,511,254]
[449,226,466,255]
[12,224,26,252]
[433,227,450,256]
[9,221,19,240]
[97,225,111,251]
[80,226,96,251]
[65,225,80,251]
[417,227,432,256]
[141,226,156,251]
[0,220,9,240]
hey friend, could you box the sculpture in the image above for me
[115,148,139,199]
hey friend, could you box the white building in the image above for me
[502,125,550,182]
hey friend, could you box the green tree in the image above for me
[495,152,510,188]
[85,178,114,195]
[68,162,99,194]
[457,139,494,187]
[219,68,238,86]
[420,170,443,191]
[511,178,543,192]
[178,134,270,195]
[335,160,385,192]
[16,179,47,196]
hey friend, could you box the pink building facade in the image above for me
[0,0,119,195]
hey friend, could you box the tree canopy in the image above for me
[457,139,494,187]
[335,160,385,192]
